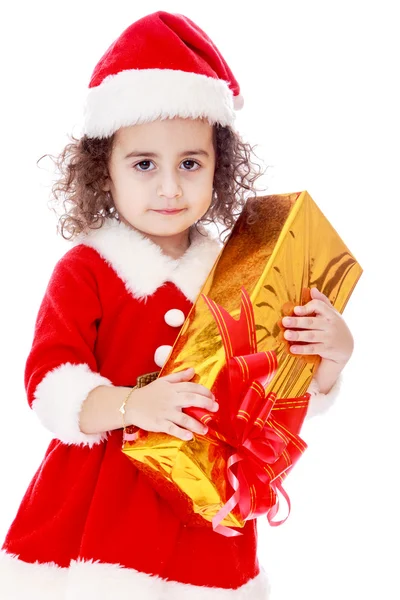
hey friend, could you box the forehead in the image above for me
[114,117,214,150]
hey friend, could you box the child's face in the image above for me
[106,117,216,240]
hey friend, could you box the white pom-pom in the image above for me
[164,309,185,327]
[154,345,173,368]
[233,94,244,110]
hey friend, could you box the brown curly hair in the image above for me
[43,123,267,241]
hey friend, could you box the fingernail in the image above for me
[185,432,193,440]
[202,426,208,435]
[212,402,219,412]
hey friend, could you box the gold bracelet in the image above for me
[119,386,137,429]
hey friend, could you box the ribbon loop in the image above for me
[186,287,309,535]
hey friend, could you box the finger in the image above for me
[310,287,332,306]
[173,412,208,436]
[294,299,332,317]
[284,328,325,343]
[290,342,324,355]
[164,421,195,442]
[162,368,195,383]
[176,382,215,400]
[282,315,326,330]
[176,391,219,412]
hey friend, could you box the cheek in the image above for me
[196,189,213,216]
[198,169,215,196]
[193,179,213,207]
[206,173,215,201]
[113,171,147,205]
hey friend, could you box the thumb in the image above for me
[162,368,195,383]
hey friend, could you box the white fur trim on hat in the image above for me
[75,219,222,302]
[0,551,271,599]
[83,69,236,138]
[306,372,343,418]
[32,363,113,447]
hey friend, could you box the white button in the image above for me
[164,309,185,327]
[154,345,173,368]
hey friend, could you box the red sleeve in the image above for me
[25,245,113,446]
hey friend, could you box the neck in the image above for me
[141,228,191,260]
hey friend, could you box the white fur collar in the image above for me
[74,219,222,302]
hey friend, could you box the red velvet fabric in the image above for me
[3,244,259,590]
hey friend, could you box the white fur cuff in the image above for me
[305,372,343,419]
[32,363,113,446]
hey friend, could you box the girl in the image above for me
[0,10,353,600]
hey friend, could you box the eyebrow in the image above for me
[124,149,210,159]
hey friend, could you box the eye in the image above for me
[181,160,200,171]
[134,160,155,172]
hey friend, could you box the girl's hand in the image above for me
[282,287,354,367]
[126,368,219,441]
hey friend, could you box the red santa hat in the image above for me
[83,11,244,138]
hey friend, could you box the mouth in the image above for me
[152,209,186,215]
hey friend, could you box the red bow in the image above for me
[187,288,309,536]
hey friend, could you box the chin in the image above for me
[132,223,188,238]
[151,227,190,238]
[145,219,194,237]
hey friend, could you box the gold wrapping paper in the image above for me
[122,191,363,528]
[160,191,362,396]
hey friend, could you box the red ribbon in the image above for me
[186,288,309,537]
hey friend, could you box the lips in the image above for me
[152,209,185,215]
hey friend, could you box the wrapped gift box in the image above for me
[122,191,363,533]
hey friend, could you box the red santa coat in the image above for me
[0,219,341,599]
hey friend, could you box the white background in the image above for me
[1,1,399,598]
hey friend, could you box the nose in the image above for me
[157,172,183,200]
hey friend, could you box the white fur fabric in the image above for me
[306,372,343,418]
[83,68,236,138]
[75,220,222,302]
[0,551,271,600]
[32,363,113,447]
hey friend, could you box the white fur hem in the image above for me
[32,363,113,447]
[305,372,343,418]
[0,551,271,599]
[83,68,237,138]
